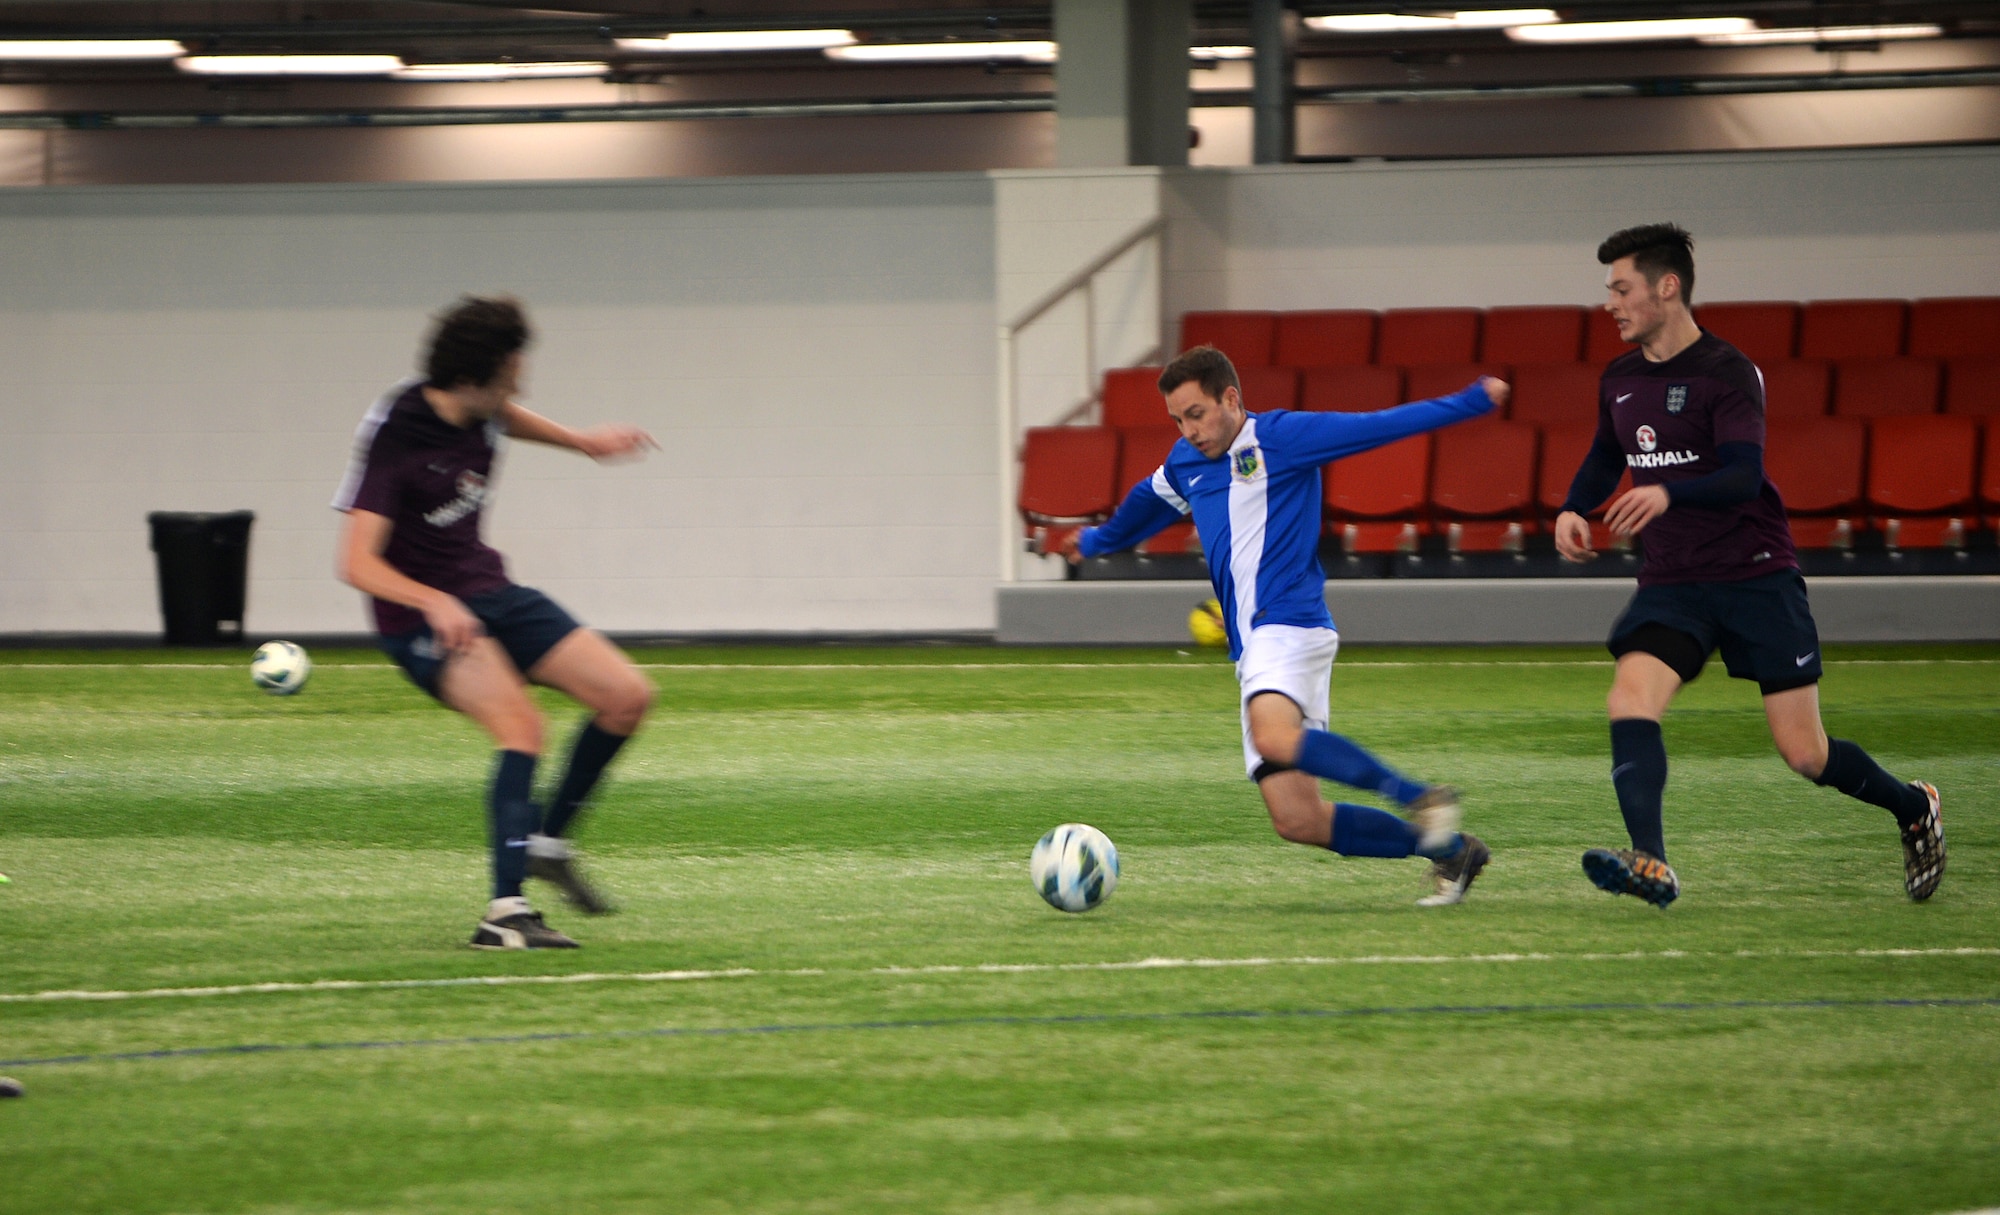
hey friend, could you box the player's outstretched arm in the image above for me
[1068,474,1189,564]
[501,402,658,461]
[1282,378,1504,467]
[336,510,484,652]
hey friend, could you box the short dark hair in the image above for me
[1597,223,1695,304]
[1157,345,1240,403]
[424,295,531,389]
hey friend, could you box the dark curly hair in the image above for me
[1157,344,1240,403]
[1597,223,1695,304]
[424,295,531,389]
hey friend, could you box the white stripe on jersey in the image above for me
[1225,416,1268,644]
[330,378,419,512]
[1150,467,1191,514]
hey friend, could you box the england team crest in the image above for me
[1232,446,1262,481]
[1666,385,1688,413]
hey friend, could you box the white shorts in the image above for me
[1235,624,1340,778]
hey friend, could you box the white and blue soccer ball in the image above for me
[1030,823,1119,913]
[250,640,311,696]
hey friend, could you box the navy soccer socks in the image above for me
[539,720,631,839]
[1609,718,1669,861]
[1295,729,1427,806]
[489,749,541,899]
[1815,737,1930,828]
[1329,803,1460,860]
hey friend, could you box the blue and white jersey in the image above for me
[1078,385,1495,658]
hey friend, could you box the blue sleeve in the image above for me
[1665,441,1764,508]
[1265,383,1496,470]
[1077,473,1187,558]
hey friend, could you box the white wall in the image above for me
[0,174,998,635]
[1165,146,2000,316]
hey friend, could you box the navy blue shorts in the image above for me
[379,584,581,701]
[1607,568,1823,694]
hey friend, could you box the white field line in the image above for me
[3,659,1995,672]
[8,946,1996,1006]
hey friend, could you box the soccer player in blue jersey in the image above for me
[1065,346,1506,905]
[1557,224,1943,907]
[334,297,659,949]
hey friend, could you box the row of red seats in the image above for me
[1021,416,2000,557]
[1104,358,2000,426]
[1182,297,2000,369]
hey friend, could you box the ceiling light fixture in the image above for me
[1192,45,1255,60]
[1507,17,1757,44]
[615,30,856,53]
[1697,24,1944,46]
[0,39,185,60]
[1305,10,1557,34]
[394,61,610,81]
[826,40,1057,63]
[178,54,405,76]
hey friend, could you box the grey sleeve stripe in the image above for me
[330,380,414,511]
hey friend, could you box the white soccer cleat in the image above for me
[1407,784,1463,856]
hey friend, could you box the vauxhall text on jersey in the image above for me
[331,378,514,634]
[1599,333,1796,586]
[1078,386,1495,658]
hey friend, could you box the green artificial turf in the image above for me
[0,643,1995,1214]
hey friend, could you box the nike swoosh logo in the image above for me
[1190,475,1203,484]
[1616,393,1634,404]
[1795,653,1815,667]
[1611,763,1636,780]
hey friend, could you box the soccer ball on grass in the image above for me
[1030,823,1119,913]
[250,640,312,695]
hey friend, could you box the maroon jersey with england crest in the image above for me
[332,378,513,635]
[1597,332,1796,587]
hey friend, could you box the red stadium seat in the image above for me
[1140,519,1201,555]
[1800,300,1908,360]
[1833,358,1942,418]
[1538,422,1631,550]
[1693,302,1799,364]
[1510,363,1600,427]
[1324,434,1430,553]
[1982,423,2000,527]
[1115,425,1181,494]
[1019,426,1121,522]
[1378,308,1480,366]
[1480,306,1584,365]
[1236,364,1299,412]
[1908,297,2000,359]
[1759,360,1832,421]
[1764,418,1864,551]
[1299,365,1402,414]
[1944,358,2000,415]
[1403,363,1504,407]
[1179,311,1276,367]
[1273,310,1376,367]
[1430,419,1539,552]
[1583,308,1629,364]
[1866,414,1979,550]
[1101,366,1164,429]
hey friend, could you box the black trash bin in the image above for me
[147,511,254,646]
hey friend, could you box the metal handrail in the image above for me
[996,214,1166,584]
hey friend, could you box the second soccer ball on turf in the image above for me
[1188,599,1227,648]
[250,640,312,695]
[1030,823,1119,913]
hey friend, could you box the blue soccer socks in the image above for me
[1295,729,1428,806]
[489,749,541,900]
[1816,737,1931,828]
[1609,718,1669,861]
[540,719,631,839]
[1329,803,1422,858]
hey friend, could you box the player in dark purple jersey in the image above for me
[1555,224,1942,907]
[334,296,659,949]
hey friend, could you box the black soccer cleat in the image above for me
[1582,847,1679,908]
[1901,781,1944,902]
[470,910,580,950]
[1417,832,1490,907]
[528,853,616,916]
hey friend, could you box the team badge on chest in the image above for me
[1666,385,1688,413]
[1636,425,1658,452]
[1232,446,1263,481]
